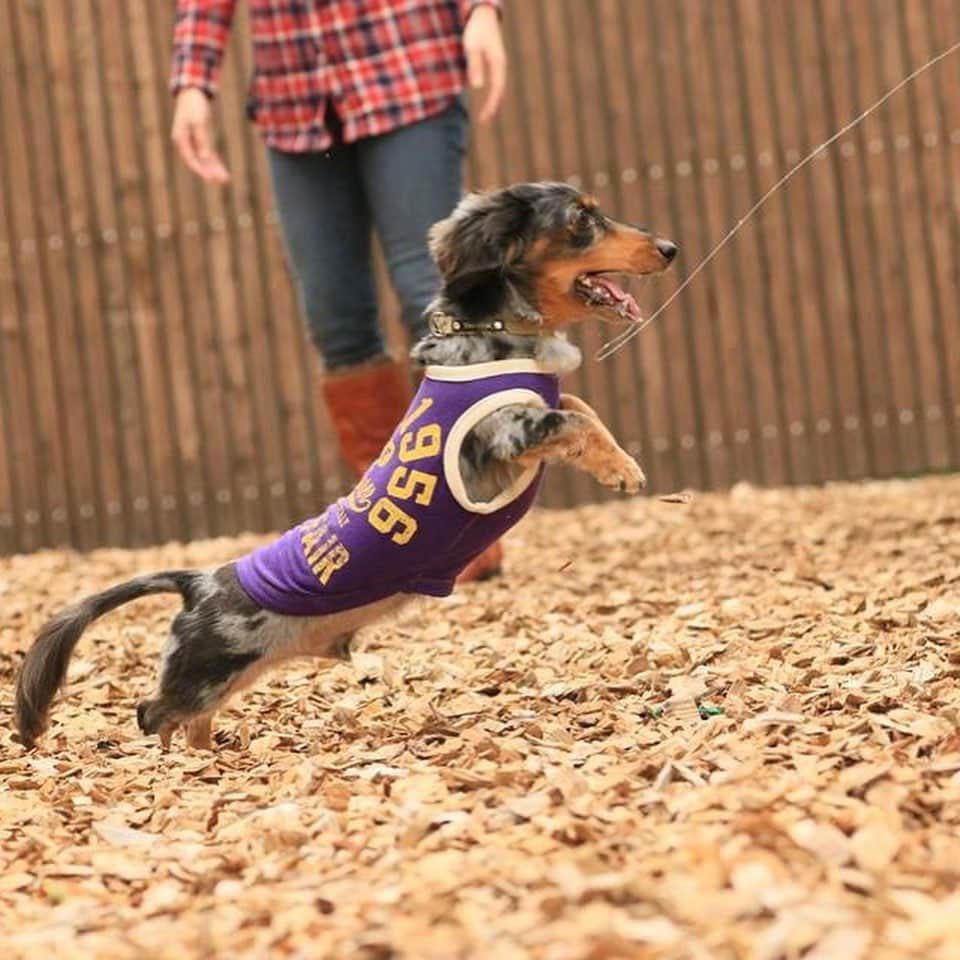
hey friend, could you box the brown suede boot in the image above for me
[321,357,503,583]
[322,357,412,477]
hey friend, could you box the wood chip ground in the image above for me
[2,476,959,959]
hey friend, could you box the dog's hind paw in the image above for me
[184,714,214,751]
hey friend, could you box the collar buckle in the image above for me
[429,312,463,336]
[428,312,542,337]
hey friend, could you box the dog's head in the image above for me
[427,182,676,331]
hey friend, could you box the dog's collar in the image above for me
[428,311,543,337]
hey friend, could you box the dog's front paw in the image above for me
[596,453,647,493]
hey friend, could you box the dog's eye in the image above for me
[567,207,597,247]
[567,206,594,234]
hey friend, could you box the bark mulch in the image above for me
[1,475,959,959]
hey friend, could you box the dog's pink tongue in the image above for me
[593,276,643,321]
[591,276,627,301]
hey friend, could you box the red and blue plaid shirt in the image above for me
[171,0,501,152]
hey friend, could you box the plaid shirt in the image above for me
[171,0,501,152]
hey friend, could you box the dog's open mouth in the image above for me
[574,273,643,323]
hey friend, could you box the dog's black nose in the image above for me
[656,239,678,262]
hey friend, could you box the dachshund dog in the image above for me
[14,182,676,751]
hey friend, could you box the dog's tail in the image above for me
[14,571,203,748]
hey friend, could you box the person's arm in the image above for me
[169,1,237,184]
[170,0,237,99]
[461,1,507,126]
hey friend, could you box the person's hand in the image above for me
[171,88,231,184]
[463,4,507,125]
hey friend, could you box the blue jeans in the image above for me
[268,101,468,370]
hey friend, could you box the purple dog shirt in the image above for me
[236,361,561,615]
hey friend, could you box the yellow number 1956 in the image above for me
[367,420,442,545]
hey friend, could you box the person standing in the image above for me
[170,0,507,579]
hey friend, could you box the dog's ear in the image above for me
[429,191,531,303]
[427,211,466,276]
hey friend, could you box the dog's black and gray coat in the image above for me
[15,182,675,751]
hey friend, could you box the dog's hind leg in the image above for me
[137,593,409,749]
[135,698,185,751]
[136,651,260,749]
[184,713,214,750]
[136,602,268,749]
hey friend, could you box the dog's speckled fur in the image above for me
[14,182,675,752]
